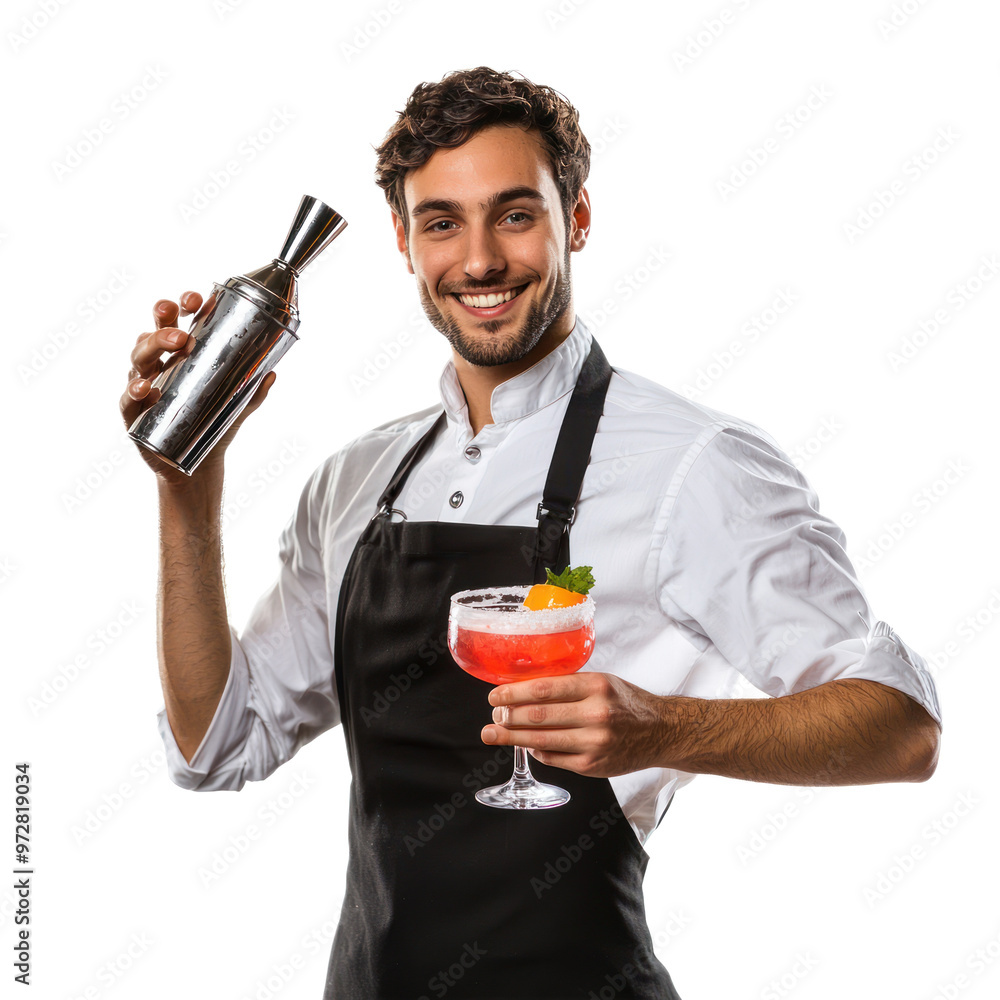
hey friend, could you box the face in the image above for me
[392,124,589,368]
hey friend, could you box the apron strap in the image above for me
[374,409,448,516]
[532,337,612,581]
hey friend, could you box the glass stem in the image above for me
[512,745,533,782]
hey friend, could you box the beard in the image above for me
[416,245,573,368]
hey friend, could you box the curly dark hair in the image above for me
[373,66,591,238]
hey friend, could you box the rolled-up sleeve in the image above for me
[656,424,942,728]
[157,456,342,791]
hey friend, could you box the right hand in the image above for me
[120,290,277,489]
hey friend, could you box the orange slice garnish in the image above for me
[523,584,585,610]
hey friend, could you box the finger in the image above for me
[119,377,154,424]
[491,701,587,729]
[153,299,179,330]
[488,674,592,707]
[178,290,203,317]
[119,377,151,411]
[481,725,582,755]
[130,328,189,378]
[525,747,584,770]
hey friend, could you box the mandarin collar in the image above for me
[437,316,592,436]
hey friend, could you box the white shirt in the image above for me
[157,315,942,848]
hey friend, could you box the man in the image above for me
[122,66,942,999]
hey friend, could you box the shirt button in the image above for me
[464,446,481,463]
[449,491,464,508]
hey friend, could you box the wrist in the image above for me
[156,465,225,519]
[655,694,705,771]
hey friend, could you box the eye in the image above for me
[427,219,457,232]
[503,212,532,224]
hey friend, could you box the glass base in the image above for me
[475,775,571,809]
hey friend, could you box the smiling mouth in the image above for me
[450,283,529,309]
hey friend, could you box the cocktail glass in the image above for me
[447,585,595,809]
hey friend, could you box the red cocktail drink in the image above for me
[447,584,596,809]
[450,622,594,684]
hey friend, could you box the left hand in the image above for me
[482,672,669,778]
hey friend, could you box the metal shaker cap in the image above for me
[228,195,348,335]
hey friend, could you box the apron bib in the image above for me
[325,338,681,999]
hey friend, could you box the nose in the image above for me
[461,222,505,282]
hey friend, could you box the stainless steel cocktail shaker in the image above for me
[128,195,348,475]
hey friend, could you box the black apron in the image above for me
[325,338,681,999]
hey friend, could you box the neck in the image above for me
[453,306,576,437]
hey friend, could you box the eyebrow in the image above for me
[410,185,548,219]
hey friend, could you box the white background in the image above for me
[2,1,998,998]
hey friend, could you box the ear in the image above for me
[568,185,591,253]
[391,209,414,274]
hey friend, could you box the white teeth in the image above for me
[457,285,525,308]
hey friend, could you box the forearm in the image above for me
[659,679,940,785]
[156,471,233,764]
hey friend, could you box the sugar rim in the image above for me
[449,585,594,635]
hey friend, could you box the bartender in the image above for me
[124,66,942,1000]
